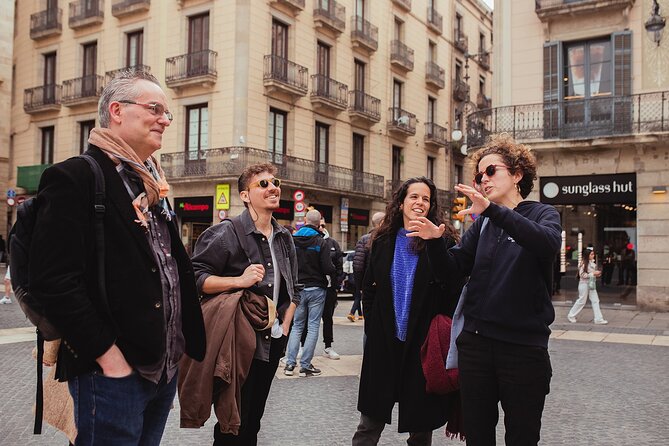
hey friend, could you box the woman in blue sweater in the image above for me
[408,134,562,445]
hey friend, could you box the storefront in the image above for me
[174,196,214,255]
[540,173,637,304]
[346,207,370,248]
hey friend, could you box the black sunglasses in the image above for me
[248,177,282,189]
[475,164,509,184]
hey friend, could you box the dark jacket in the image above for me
[30,146,206,380]
[292,225,335,288]
[358,232,464,432]
[426,201,562,348]
[353,232,372,294]
[324,236,344,290]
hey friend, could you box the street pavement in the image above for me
[0,282,667,445]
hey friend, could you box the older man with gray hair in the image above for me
[283,209,335,377]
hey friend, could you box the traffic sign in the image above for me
[218,210,227,220]
[6,198,15,207]
[6,189,16,198]
[293,190,305,201]
[294,201,306,212]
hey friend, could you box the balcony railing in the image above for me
[391,0,412,11]
[348,90,381,122]
[390,40,414,71]
[453,78,469,102]
[477,93,492,110]
[465,92,669,149]
[427,7,443,34]
[313,0,346,34]
[387,107,417,135]
[535,0,634,21]
[69,0,104,29]
[112,0,150,18]
[105,64,152,83]
[351,16,378,52]
[263,55,309,96]
[62,75,104,106]
[425,122,449,147]
[426,62,445,89]
[24,85,63,113]
[30,8,62,40]
[270,0,305,13]
[478,51,490,70]
[17,164,53,194]
[311,75,348,110]
[454,32,468,53]
[165,50,217,88]
[160,146,385,198]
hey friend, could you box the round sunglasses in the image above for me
[248,177,282,189]
[475,164,509,184]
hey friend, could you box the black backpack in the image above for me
[8,154,107,434]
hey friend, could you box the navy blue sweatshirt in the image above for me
[427,201,562,348]
[293,225,336,288]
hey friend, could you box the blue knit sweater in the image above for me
[391,228,419,341]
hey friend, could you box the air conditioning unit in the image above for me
[396,115,409,126]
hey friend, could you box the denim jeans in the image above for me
[456,330,552,446]
[286,286,326,368]
[68,369,177,446]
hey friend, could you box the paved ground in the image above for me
[1,279,667,445]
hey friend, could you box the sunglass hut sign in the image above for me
[540,173,636,205]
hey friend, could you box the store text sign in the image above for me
[540,173,636,205]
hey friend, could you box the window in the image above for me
[479,32,486,53]
[427,156,435,180]
[41,126,55,164]
[428,97,436,123]
[455,164,463,186]
[455,14,462,39]
[354,59,365,92]
[271,19,288,59]
[454,108,463,131]
[393,79,402,109]
[428,41,437,63]
[126,30,143,68]
[394,17,403,41]
[392,145,402,183]
[352,133,364,172]
[564,40,611,100]
[79,120,95,154]
[188,13,210,75]
[455,60,462,82]
[315,122,329,165]
[43,52,57,103]
[355,0,365,18]
[186,104,209,162]
[479,76,486,95]
[82,42,97,95]
[268,107,287,162]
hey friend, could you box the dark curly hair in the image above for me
[374,177,459,252]
[237,163,278,208]
[472,133,537,199]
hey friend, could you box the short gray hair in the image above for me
[371,212,385,227]
[98,69,161,128]
[305,209,322,226]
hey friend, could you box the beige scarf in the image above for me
[88,127,170,228]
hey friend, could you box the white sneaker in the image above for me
[594,319,608,325]
[567,315,576,323]
[323,347,340,360]
[0,296,11,304]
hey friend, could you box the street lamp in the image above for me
[645,0,666,46]
[450,50,489,155]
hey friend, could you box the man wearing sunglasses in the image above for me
[189,163,301,445]
[28,69,206,445]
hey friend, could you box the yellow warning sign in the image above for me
[216,184,230,210]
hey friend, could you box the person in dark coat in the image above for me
[352,177,463,446]
[348,211,385,322]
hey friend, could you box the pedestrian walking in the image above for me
[352,177,463,446]
[317,219,344,359]
[567,248,608,325]
[409,134,561,446]
[1,265,12,304]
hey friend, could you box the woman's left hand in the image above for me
[406,217,445,240]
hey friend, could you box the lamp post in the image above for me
[645,0,666,46]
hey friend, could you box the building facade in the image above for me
[10,0,492,251]
[0,0,15,241]
[475,0,669,310]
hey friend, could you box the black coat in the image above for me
[358,232,463,432]
[30,146,206,380]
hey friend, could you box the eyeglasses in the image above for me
[319,224,326,229]
[248,177,282,189]
[475,164,510,184]
[118,100,173,122]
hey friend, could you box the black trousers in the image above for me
[456,331,552,446]
[213,335,287,446]
[301,287,337,348]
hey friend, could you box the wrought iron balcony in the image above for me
[263,55,309,97]
[311,75,348,111]
[30,8,62,40]
[476,93,492,110]
[391,0,412,11]
[160,146,386,198]
[427,8,443,35]
[269,0,305,14]
[348,90,381,123]
[454,32,468,53]
[535,0,634,21]
[69,0,104,29]
[453,78,469,102]
[24,85,62,114]
[62,75,104,106]
[313,0,346,35]
[17,164,53,194]
[112,0,150,18]
[426,62,445,90]
[425,122,449,147]
[465,92,669,149]
[390,40,414,72]
[478,51,490,70]
[165,50,217,89]
[105,64,152,83]
[387,107,416,136]
[351,16,378,53]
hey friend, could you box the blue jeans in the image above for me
[68,370,177,446]
[286,287,326,368]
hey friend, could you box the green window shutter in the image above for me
[543,41,561,138]
[612,31,632,96]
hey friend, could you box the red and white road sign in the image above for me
[294,201,306,212]
[293,190,305,202]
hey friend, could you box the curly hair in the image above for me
[237,163,278,208]
[472,133,537,199]
[374,177,459,252]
